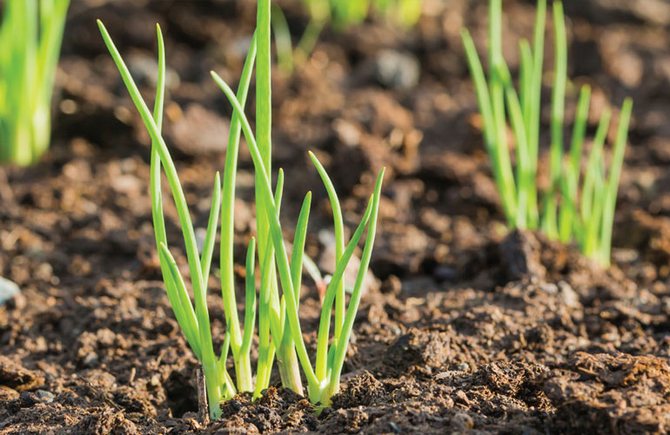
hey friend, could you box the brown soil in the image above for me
[2,0,670,433]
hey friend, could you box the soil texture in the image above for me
[2,0,670,433]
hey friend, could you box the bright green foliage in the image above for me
[274,0,422,73]
[461,0,632,265]
[0,0,69,166]
[306,0,421,29]
[215,3,384,405]
[98,0,383,420]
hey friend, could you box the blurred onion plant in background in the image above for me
[462,0,632,266]
[273,0,422,73]
[0,0,69,166]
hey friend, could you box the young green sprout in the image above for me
[0,0,69,166]
[273,0,422,73]
[98,0,383,420]
[461,0,632,265]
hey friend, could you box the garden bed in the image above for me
[1,0,670,433]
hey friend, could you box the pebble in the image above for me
[20,389,55,406]
[389,421,401,433]
[333,119,362,147]
[82,352,99,367]
[0,276,20,306]
[34,390,55,403]
[457,362,469,371]
[558,281,580,308]
[374,49,420,90]
[539,283,558,294]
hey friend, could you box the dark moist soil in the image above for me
[2,0,670,433]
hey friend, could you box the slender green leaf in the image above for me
[290,192,313,301]
[308,151,346,341]
[327,169,385,404]
[599,99,632,264]
[241,238,257,355]
[544,0,567,238]
[315,196,374,381]
[157,243,201,358]
[201,172,222,281]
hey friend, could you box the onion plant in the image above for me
[321,0,421,29]
[461,0,632,265]
[0,0,69,166]
[274,0,422,73]
[98,0,383,420]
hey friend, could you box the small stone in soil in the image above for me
[0,276,20,306]
[20,389,55,406]
[389,421,401,433]
[82,352,99,367]
[558,281,580,308]
[374,50,420,90]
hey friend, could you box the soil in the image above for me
[2,0,670,433]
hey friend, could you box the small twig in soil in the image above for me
[197,367,210,425]
[0,169,15,205]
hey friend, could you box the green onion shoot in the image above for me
[0,0,69,166]
[461,0,632,265]
[274,0,423,73]
[98,0,383,419]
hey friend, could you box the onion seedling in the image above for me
[99,21,252,419]
[98,0,383,419]
[274,0,422,73]
[215,0,385,406]
[0,0,69,165]
[461,0,632,265]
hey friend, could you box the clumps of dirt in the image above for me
[210,388,318,434]
[546,352,670,433]
[627,209,670,271]
[73,408,142,435]
[0,357,45,393]
[498,230,546,282]
[2,0,670,433]
[331,370,386,408]
[476,360,550,400]
[75,328,131,367]
[383,328,452,376]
